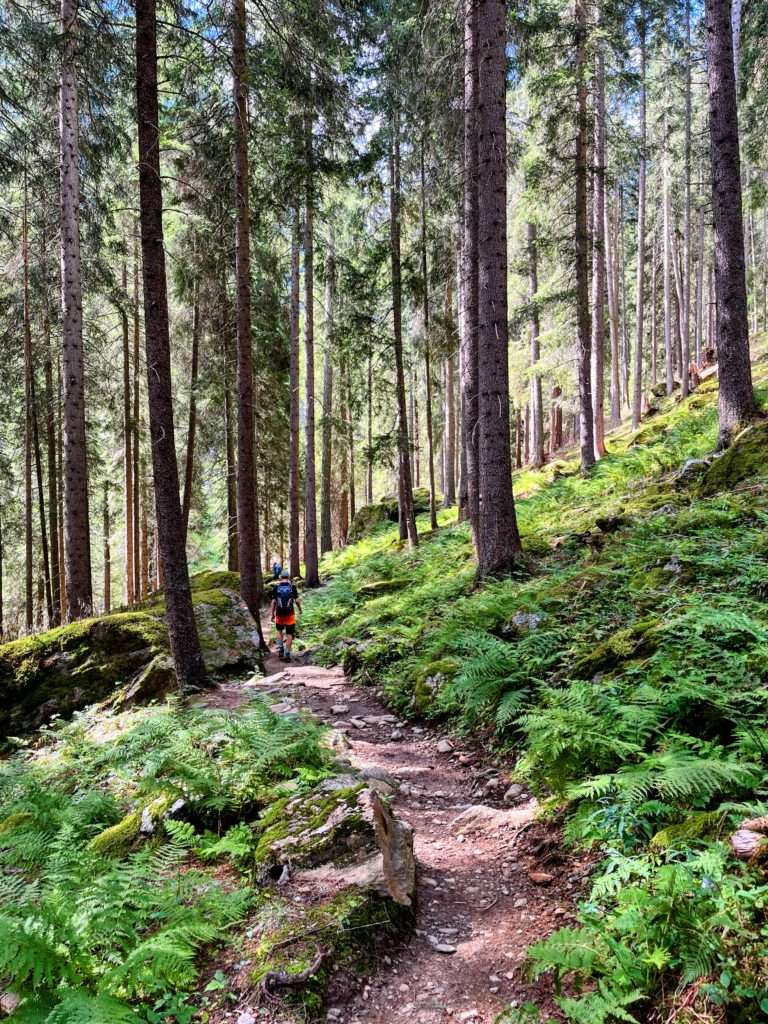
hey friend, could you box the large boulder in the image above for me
[0,571,261,740]
[348,487,437,542]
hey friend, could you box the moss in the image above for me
[0,572,262,740]
[572,617,661,678]
[87,793,175,856]
[650,811,728,851]
[698,421,768,497]
[250,886,412,1013]
[356,578,410,596]
[253,784,369,871]
[0,812,33,834]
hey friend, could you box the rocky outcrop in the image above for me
[0,571,262,740]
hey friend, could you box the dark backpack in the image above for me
[275,581,294,615]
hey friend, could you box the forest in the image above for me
[1,0,768,1020]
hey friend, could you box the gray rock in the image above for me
[504,783,525,803]
[436,738,453,754]
[512,611,543,631]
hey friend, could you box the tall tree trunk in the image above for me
[650,229,658,386]
[443,347,457,506]
[44,304,61,624]
[460,0,480,538]
[320,230,335,555]
[232,0,264,617]
[528,222,545,467]
[618,185,630,408]
[182,275,200,540]
[663,124,674,394]
[60,0,92,619]
[222,271,238,573]
[695,177,705,363]
[366,348,373,505]
[57,355,66,618]
[390,105,418,547]
[121,259,134,605]
[32,372,54,626]
[346,357,356,524]
[681,0,692,397]
[420,139,439,529]
[288,209,301,576]
[140,464,149,598]
[591,22,607,456]
[23,168,34,631]
[476,0,521,575]
[132,225,142,601]
[605,193,621,426]
[632,19,647,429]
[103,481,111,612]
[135,0,208,688]
[303,109,321,586]
[705,0,755,442]
[0,518,3,639]
[575,0,595,470]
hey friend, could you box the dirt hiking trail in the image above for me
[208,638,592,1024]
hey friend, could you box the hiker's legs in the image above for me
[284,624,295,657]
[275,626,285,656]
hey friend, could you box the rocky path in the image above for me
[211,643,590,1024]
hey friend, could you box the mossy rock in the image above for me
[412,657,460,712]
[253,781,373,873]
[249,886,413,1014]
[356,578,410,597]
[0,571,262,740]
[87,793,176,857]
[348,488,437,542]
[650,810,728,852]
[572,617,661,678]
[698,421,768,497]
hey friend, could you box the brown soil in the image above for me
[198,633,592,1024]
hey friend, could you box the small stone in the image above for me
[236,1012,256,1024]
[433,943,457,954]
[422,876,439,888]
[503,783,525,802]
[436,738,453,753]
[390,730,404,741]
[529,871,554,885]
[514,897,528,908]
[350,717,367,729]
[331,704,350,714]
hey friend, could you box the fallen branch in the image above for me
[260,949,327,996]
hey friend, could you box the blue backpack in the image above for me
[275,581,294,615]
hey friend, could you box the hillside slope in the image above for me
[303,356,768,1022]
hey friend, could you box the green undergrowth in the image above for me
[0,695,334,1023]
[304,354,768,1021]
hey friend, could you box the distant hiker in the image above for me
[271,570,302,661]
[271,560,282,580]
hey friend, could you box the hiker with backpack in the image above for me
[270,570,302,661]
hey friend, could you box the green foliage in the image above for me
[303,361,768,1021]
[0,696,329,1022]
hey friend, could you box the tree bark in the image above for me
[527,222,545,467]
[390,105,418,548]
[476,0,521,575]
[303,109,321,586]
[575,0,595,471]
[663,124,675,395]
[32,372,54,626]
[460,0,480,539]
[132,225,142,601]
[23,169,34,632]
[182,275,200,541]
[420,140,439,530]
[591,22,607,456]
[366,348,373,505]
[443,348,457,506]
[121,259,134,605]
[103,481,111,613]
[605,193,621,426]
[288,209,302,576]
[221,268,238,573]
[632,19,647,429]
[232,0,264,617]
[695,177,705,364]
[681,0,693,397]
[705,0,755,441]
[60,0,92,619]
[320,230,335,555]
[44,297,61,625]
[135,0,208,688]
